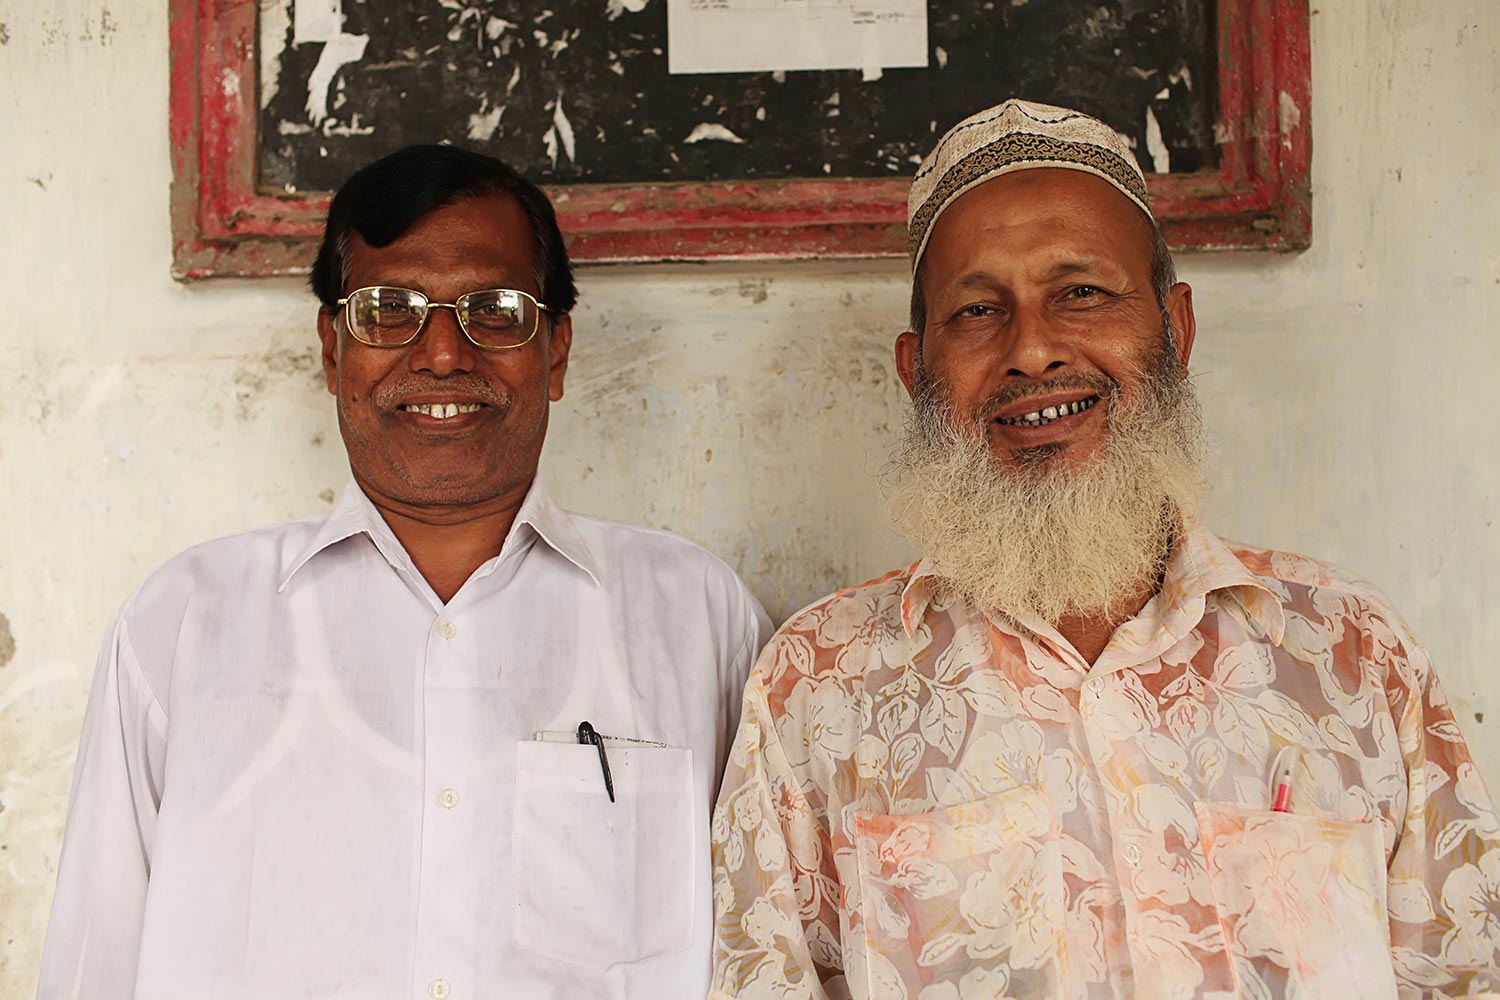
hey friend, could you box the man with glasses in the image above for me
[39,145,770,999]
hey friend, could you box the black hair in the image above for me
[309,144,577,314]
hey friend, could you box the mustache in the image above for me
[372,375,513,412]
[968,372,1118,424]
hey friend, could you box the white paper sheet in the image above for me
[667,0,928,76]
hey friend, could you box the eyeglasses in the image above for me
[336,285,558,349]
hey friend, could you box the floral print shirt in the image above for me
[710,521,1500,999]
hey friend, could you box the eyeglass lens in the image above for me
[346,287,539,348]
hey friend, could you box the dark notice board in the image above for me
[258,0,1217,194]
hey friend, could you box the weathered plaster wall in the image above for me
[1,0,1494,993]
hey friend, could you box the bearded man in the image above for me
[709,100,1500,999]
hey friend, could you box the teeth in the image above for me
[404,402,483,419]
[998,395,1098,427]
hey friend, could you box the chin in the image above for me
[402,478,505,506]
[1008,442,1069,467]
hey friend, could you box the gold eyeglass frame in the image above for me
[336,285,558,350]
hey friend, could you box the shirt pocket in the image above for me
[851,784,1066,998]
[512,740,697,971]
[1194,801,1397,999]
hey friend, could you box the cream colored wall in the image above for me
[1,0,1495,992]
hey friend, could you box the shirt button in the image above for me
[438,787,460,809]
[1123,843,1141,866]
[437,620,457,640]
[428,978,450,1000]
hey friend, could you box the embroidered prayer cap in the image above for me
[907,99,1153,271]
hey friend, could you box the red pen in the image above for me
[1271,762,1294,813]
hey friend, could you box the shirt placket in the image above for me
[411,608,473,1000]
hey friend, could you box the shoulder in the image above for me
[565,512,767,628]
[569,513,742,584]
[1225,538,1407,621]
[120,514,323,638]
[1223,537,1427,673]
[754,565,918,685]
[105,514,323,712]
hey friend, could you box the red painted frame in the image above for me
[169,0,1310,279]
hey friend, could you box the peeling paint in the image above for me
[305,33,370,123]
[1144,105,1170,173]
[543,92,576,167]
[259,0,291,110]
[294,0,341,44]
[683,122,744,144]
[605,0,649,18]
[1278,90,1303,134]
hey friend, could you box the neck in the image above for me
[1052,519,1178,665]
[1053,586,1154,666]
[358,476,533,604]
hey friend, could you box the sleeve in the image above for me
[710,681,844,1000]
[36,611,168,1000]
[1384,640,1500,995]
[719,585,775,764]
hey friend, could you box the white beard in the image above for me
[886,337,1207,625]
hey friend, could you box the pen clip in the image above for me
[577,720,615,803]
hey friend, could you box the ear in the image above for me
[317,307,340,395]
[1165,282,1196,371]
[545,313,573,402]
[895,330,922,399]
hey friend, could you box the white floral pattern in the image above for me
[710,521,1500,998]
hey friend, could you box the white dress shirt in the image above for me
[38,481,771,1000]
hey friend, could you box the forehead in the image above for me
[920,168,1153,282]
[344,193,538,294]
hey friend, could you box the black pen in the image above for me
[577,721,615,803]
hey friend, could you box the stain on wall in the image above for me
[0,612,15,668]
[233,346,322,421]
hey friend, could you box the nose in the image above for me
[408,304,478,377]
[997,305,1073,378]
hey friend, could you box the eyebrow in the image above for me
[950,260,1113,289]
[1044,260,1108,279]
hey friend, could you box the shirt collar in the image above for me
[899,558,941,639]
[508,479,601,586]
[277,479,600,592]
[1162,518,1286,644]
[898,517,1286,649]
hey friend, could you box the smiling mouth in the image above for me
[995,395,1100,428]
[400,402,485,420]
